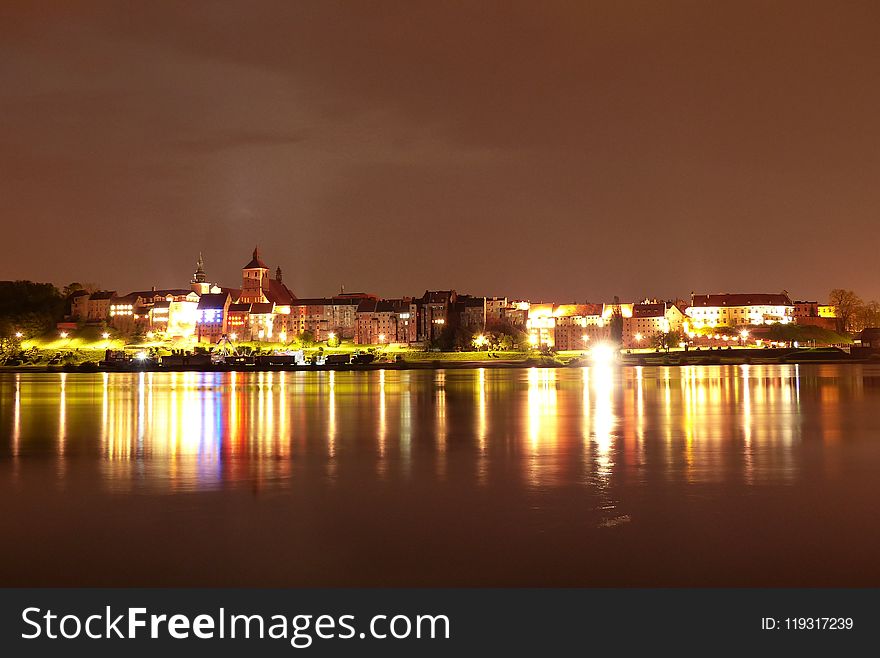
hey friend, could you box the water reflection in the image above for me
[0,365,876,494]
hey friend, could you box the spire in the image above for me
[244,246,268,270]
[275,266,283,282]
[193,252,207,284]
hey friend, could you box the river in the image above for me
[2,364,879,586]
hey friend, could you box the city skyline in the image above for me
[3,2,880,300]
[4,245,856,306]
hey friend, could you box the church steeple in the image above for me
[193,252,207,284]
[190,252,211,295]
[275,266,283,282]
[244,246,268,271]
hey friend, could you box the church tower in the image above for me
[240,246,269,303]
[191,252,211,295]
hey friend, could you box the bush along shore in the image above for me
[0,345,869,374]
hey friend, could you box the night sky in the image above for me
[2,1,878,302]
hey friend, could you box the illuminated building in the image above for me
[238,247,296,306]
[792,300,837,330]
[71,290,116,322]
[415,290,457,343]
[622,301,686,347]
[686,293,793,328]
[285,293,376,342]
[527,303,608,349]
[166,299,198,339]
[195,292,231,343]
[226,303,252,338]
[356,298,415,344]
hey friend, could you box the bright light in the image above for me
[581,334,590,342]
[135,351,147,361]
[740,329,749,339]
[528,334,538,346]
[793,341,799,348]
[146,331,154,339]
[230,332,237,340]
[15,331,23,338]
[59,331,68,339]
[635,332,643,342]
[279,331,287,342]
[379,333,386,343]
[102,332,110,339]
[328,332,336,340]
[678,342,687,348]
[589,342,616,365]
[473,334,487,348]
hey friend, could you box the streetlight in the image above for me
[473,334,487,349]
[102,332,110,340]
[635,332,643,343]
[230,332,237,341]
[15,331,23,339]
[379,333,386,343]
[146,331,154,340]
[59,331,68,339]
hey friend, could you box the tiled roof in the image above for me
[692,293,792,308]
[243,247,268,270]
[196,293,230,310]
[250,302,274,314]
[263,279,296,305]
[632,303,666,318]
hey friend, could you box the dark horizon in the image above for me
[2,1,879,301]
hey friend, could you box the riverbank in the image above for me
[0,347,873,373]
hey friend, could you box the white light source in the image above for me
[635,332,643,342]
[146,331,154,339]
[59,331,68,339]
[590,342,616,365]
[230,332,237,340]
[102,332,110,339]
[15,331,23,338]
[135,351,147,361]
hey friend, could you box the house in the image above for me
[686,293,793,328]
[356,298,415,345]
[793,300,837,330]
[622,301,687,348]
[195,292,231,343]
[226,303,252,339]
[81,291,116,323]
[526,303,609,350]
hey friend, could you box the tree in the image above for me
[298,330,315,347]
[828,289,863,333]
[0,280,65,337]
[62,282,84,298]
[855,300,880,332]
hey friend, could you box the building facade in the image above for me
[686,293,794,328]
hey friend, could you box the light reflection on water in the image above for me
[4,364,880,586]
[0,364,872,496]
